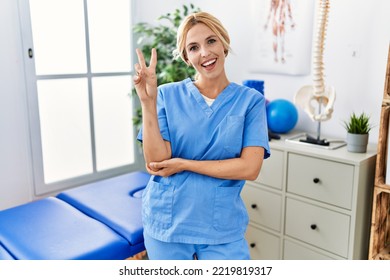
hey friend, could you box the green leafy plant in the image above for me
[343,112,373,134]
[132,4,201,128]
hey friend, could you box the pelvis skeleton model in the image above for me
[294,0,335,122]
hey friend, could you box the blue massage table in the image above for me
[0,244,14,260]
[0,171,150,260]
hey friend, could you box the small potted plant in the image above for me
[343,112,373,153]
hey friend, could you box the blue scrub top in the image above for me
[137,78,270,245]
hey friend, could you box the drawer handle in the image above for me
[250,243,256,248]
[313,178,320,184]
[251,204,258,209]
[310,224,317,230]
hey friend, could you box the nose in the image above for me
[200,46,210,57]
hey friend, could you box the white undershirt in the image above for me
[201,94,215,106]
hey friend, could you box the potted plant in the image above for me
[343,112,373,153]
[131,4,200,129]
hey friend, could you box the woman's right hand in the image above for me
[133,48,158,106]
[134,48,172,165]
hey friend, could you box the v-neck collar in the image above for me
[185,78,235,118]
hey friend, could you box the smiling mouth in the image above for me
[201,58,217,68]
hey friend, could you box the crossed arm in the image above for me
[146,146,264,181]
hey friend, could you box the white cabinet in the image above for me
[242,135,376,259]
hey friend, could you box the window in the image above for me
[18,0,142,195]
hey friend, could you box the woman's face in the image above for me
[184,23,226,80]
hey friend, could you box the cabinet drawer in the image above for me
[254,149,284,190]
[283,240,337,260]
[287,153,354,209]
[285,198,350,258]
[242,183,282,231]
[245,225,280,260]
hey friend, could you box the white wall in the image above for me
[0,0,389,210]
[135,0,390,141]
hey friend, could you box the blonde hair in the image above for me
[173,12,231,64]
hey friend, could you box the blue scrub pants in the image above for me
[144,232,250,260]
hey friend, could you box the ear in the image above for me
[184,56,192,67]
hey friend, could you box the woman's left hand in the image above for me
[146,158,185,177]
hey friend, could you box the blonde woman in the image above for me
[134,12,270,260]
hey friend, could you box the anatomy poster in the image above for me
[249,0,315,75]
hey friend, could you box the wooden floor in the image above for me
[127,250,148,260]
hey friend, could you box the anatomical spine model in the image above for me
[294,0,335,123]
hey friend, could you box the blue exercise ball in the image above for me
[266,99,298,134]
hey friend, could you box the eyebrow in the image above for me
[186,35,218,49]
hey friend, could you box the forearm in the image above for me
[148,147,264,181]
[183,158,260,181]
[141,104,171,164]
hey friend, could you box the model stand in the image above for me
[292,0,345,149]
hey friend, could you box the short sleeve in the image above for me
[242,94,270,159]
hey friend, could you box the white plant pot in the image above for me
[346,133,369,153]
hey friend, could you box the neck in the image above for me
[194,75,230,99]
